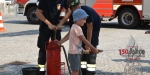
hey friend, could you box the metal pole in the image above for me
[2,3,4,12]
[0,3,1,12]
[8,3,10,13]
[5,3,7,8]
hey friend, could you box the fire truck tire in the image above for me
[118,8,140,29]
[26,7,40,24]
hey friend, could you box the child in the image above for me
[59,9,99,75]
[67,0,102,74]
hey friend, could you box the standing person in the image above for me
[67,0,102,75]
[58,9,99,75]
[36,0,71,75]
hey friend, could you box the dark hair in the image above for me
[67,0,80,9]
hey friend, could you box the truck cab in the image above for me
[15,0,39,24]
[83,0,150,28]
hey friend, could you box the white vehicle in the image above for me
[15,0,65,24]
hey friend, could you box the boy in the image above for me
[67,0,102,75]
[59,9,99,75]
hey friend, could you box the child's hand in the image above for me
[93,49,99,53]
[54,40,61,46]
[85,45,90,50]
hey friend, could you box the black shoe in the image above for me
[86,71,95,75]
[80,68,87,75]
[39,71,45,75]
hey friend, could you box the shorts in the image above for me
[68,54,81,71]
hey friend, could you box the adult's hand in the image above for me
[48,24,56,30]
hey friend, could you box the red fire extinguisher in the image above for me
[46,40,61,75]
[45,30,71,75]
[45,29,61,75]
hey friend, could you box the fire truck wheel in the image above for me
[26,7,40,24]
[118,8,140,29]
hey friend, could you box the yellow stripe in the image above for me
[87,64,96,67]
[38,64,45,68]
[81,61,87,64]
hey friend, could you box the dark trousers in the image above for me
[81,27,100,63]
[81,27,100,75]
[81,38,98,75]
[81,39,98,63]
[37,29,61,65]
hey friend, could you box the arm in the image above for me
[57,8,71,30]
[86,22,93,42]
[85,22,93,49]
[79,35,97,51]
[57,0,72,30]
[60,32,70,44]
[36,9,56,30]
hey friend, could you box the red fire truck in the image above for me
[15,0,150,29]
[87,0,150,28]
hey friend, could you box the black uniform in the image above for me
[69,6,101,75]
[37,0,67,67]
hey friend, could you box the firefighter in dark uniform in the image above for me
[36,0,71,75]
[68,0,102,75]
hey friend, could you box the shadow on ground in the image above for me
[0,61,37,75]
[0,30,39,38]
[0,27,69,38]
[102,22,121,29]
[4,20,33,25]
[95,70,124,75]
[4,20,69,25]
[102,22,150,30]
[3,20,150,34]
[0,60,124,75]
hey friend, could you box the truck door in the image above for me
[142,0,150,20]
[86,0,113,18]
